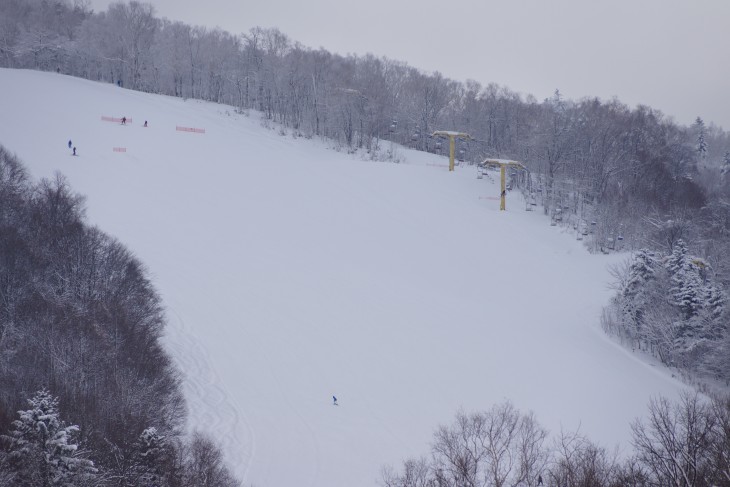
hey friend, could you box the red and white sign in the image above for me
[176,125,205,134]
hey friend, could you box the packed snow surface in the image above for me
[0,69,686,487]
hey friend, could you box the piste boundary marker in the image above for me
[176,125,205,134]
[102,116,132,123]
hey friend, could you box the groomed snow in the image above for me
[0,69,686,487]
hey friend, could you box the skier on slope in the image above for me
[121,116,127,125]
[537,474,543,485]
[68,140,72,149]
[333,396,338,406]
[72,146,77,156]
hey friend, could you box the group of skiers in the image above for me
[121,117,148,127]
[67,117,149,156]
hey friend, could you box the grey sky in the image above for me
[88,0,730,130]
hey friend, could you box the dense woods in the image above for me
[603,241,730,388]
[0,146,239,485]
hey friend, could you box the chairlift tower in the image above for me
[431,131,472,171]
[482,159,526,210]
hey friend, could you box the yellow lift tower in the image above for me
[482,159,526,210]
[431,131,472,172]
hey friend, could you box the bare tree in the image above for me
[432,411,482,487]
[481,402,521,487]
[631,393,715,486]
[182,431,239,487]
[548,427,620,487]
[381,457,434,487]
[516,411,550,486]
[709,395,730,486]
[429,402,548,487]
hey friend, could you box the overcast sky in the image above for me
[87,0,730,130]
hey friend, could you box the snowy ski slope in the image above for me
[0,69,686,487]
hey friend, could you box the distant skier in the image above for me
[332,396,338,406]
[144,120,148,127]
[72,146,77,156]
[121,116,127,125]
[537,474,543,485]
[68,140,72,149]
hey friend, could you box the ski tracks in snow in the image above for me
[165,307,255,485]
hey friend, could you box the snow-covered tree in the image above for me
[1,389,97,486]
[695,116,707,161]
[183,431,239,487]
[722,151,730,176]
[665,241,705,356]
[660,240,730,363]
[671,260,705,320]
[666,239,690,275]
[625,250,657,293]
[608,238,730,375]
[621,249,657,338]
[130,426,170,486]
[665,241,721,322]
[696,283,728,350]
[704,283,726,323]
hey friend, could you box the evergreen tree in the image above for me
[705,284,725,320]
[624,249,657,294]
[695,116,707,161]
[702,283,727,339]
[621,249,657,335]
[663,241,729,361]
[131,427,170,486]
[722,151,730,176]
[666,240,708,319]
[1,389,97,487]
[666,239,689,275]
[671,261,705,320]
[664,241,706,356]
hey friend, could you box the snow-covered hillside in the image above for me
[0,69,686,487]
